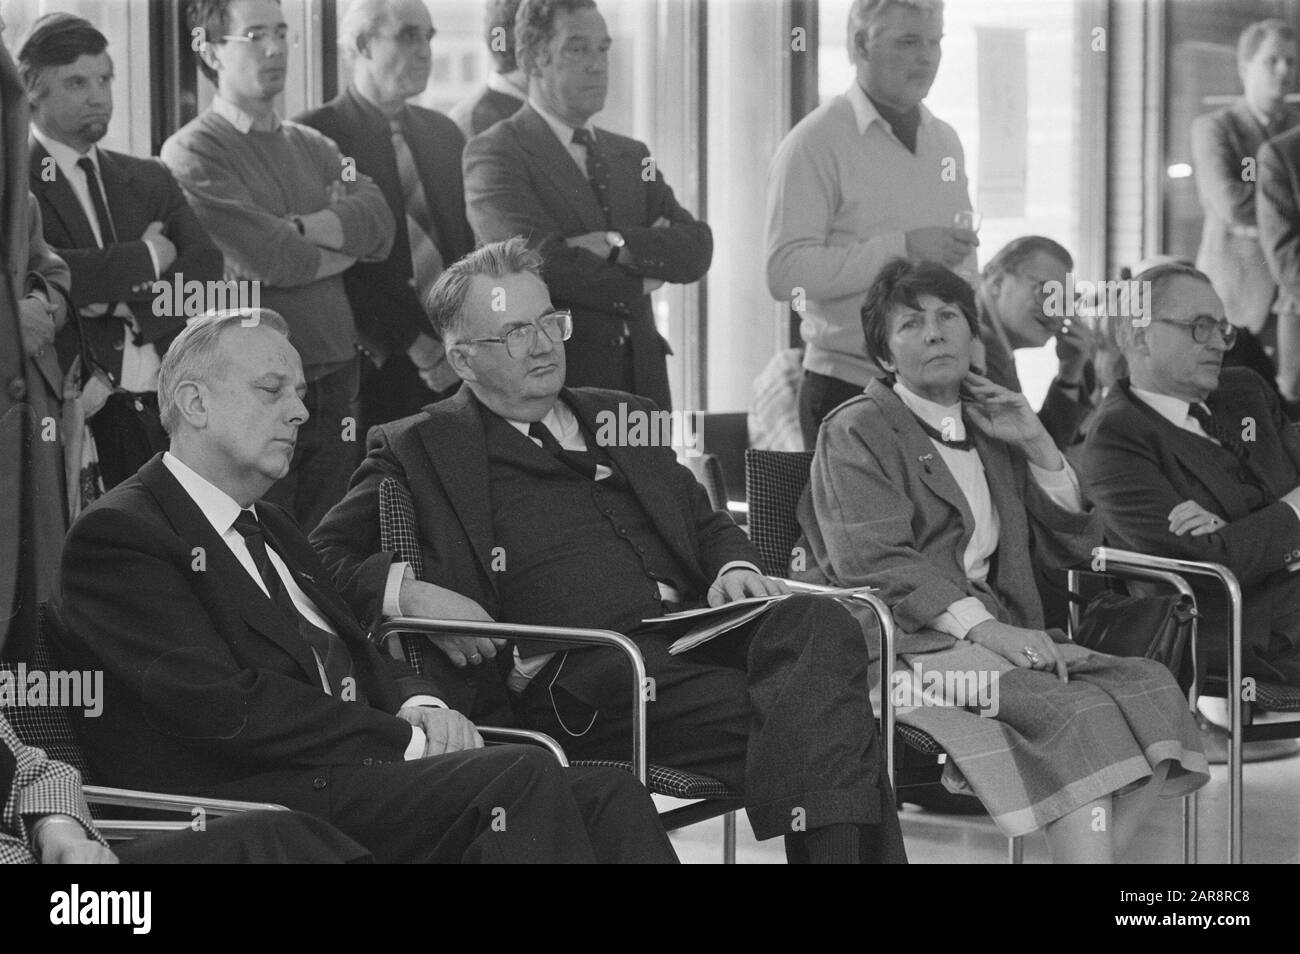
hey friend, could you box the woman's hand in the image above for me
[1168,499,1228,537]
[962,372,1061,470]
[967,619,1068,682]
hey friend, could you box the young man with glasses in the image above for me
[1084,263,1300,691]
[299,0,477,437]
[162,0,396,532]
[463,0,713,412]
[312,238,907,864]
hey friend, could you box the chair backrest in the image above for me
[377,477,428,673]
[683,452,729,513]
[744,449,815,577]
[2,604,92,780]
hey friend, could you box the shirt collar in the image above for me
[893,380,966,439]
[1130,385,1192,430]
[845,81,933,137]
[487,69,528,101]
[32,127,96,180]
[506,401,580,445]
[345,84,398,134]
[211,94,281,134]
[529,96,595,148]
[162,451,250,539]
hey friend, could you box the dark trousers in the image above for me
[88,391,168,490]
[519,594,905,858]
[202,745,676,864]
[116,810,373,864]
[357,352,457,444]
[264,359,360,534]
[798,370,866,448]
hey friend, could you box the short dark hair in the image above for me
[189,0,282,85]
[514,0,596,74]
[16,13,108,100]
[1238,18,1297,66]
[981,234,1073,284]
[425,237,545,343]
[860,258,979,367]
[486,0,524,72]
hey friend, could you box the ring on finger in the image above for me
[1023,646,1040,666]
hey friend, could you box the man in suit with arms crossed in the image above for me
[298,0,475,434]
[313,238,906,863]
[463,0,712,411]
[21,14,224,490]
[51,307,675,863]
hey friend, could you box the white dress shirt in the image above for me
[32,127,161,393]
[891,382,1084,638]
[529,96,596,175]
[162,453,435,759]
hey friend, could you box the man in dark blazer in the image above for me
[313,239,905,864]
[297,0,475,435]
[20,14,223,489]
[448,0,527,139]
[462,0,712,411]
[1083,263,1300,687]
[50,308,675,864]
[1196,20,1299,345]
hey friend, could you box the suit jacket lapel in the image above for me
[417,390,500,595]
[563,389,705,579]
[137,457,322,685]
[513,105,607,233]
[29,141,100,250]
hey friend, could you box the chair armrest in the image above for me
[376,616,647,782]
[480,727,571,766]
[82,786,290,843]
[773,581,899,782]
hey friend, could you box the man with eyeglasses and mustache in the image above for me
[1084,263,1300,693]
[163,0,395,533]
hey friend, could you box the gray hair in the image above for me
[847,0,942,63]
[1238,18,1298,67]
[337,0,396,67]
[1110,262,1210,355]
[157,308,291,434]
[425,237,544,343]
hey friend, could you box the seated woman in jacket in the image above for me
[796,258,1208,863]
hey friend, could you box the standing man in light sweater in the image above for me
[162,0,395,532]
[766,0,976,448]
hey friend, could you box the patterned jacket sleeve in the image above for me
[1,711,106,864]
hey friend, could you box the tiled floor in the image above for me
[664,753,1300,863]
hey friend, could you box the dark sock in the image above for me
[785,823,860,864]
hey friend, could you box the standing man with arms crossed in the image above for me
[766,0,976,448]
[163,0,395,531]
[463,0,712,411]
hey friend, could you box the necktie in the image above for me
[528,420,601,481]
[77,156,117,245]
[388,117,445,300]
[1188,404,1246,459]
[232,510,355,697]
[571,127,612,228]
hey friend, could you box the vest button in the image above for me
[313,775,328,790]
[362,757,374,766]
[635,544,646,554]
[6,377,25,401]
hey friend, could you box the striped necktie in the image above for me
[571,127,613,228]
[389,116,445,300]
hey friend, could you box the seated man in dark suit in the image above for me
[312,238,906,864]
[0,709,372,864]
[298,0,476,434]
[463,0,713,410]
[448,0,527,139]
[1083,263,1300,693]
[51,308,675,864]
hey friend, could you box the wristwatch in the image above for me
[604,230,625,264]
[291,215,305,236]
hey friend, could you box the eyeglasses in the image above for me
[463,310,572,359]
[1150,315,1237,348]
[376,26,436,48]
[220,25,292,47]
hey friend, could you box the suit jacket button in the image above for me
[6,377,25,401]
[313,775,328,789]
[113,339,124,351]
[362,757,373,766]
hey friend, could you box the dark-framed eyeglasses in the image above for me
[463,310,573,359]
[1150,314,1237,348]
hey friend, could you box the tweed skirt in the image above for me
[895,640,1210,837]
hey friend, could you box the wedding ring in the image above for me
[1023,647,1040,665]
